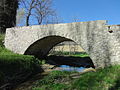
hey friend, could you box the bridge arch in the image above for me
[6,20,120,68]
[24,35,78,58]
[24,35,95,68]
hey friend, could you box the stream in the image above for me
[55,65,86,72]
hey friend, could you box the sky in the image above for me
[53,0,120,25]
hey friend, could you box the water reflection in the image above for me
[46,55,95,68]
[55,65,86,72]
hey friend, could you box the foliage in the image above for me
[32,65,120,90]
[0,34,5,47]
[38,59,46,65]
[0,0,18,33]
[0,46,41,73]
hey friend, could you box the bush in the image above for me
[0,55,39,74]
[0,34,5,47]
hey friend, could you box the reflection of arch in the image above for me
[24,35,74,58]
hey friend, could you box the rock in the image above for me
[83,68,96,73]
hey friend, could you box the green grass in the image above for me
[0,34,42,86]
[32,71,75,90]
[0,34,5,47]
[70,65,120,90]
[0,47,42,85]
[32,65,120,90]
[71,53,89,57]
[0,43,40,74]
[49,51,89,57]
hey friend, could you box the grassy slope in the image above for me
[0,34,42,86]
[32,65,120,90]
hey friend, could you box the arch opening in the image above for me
[47,41,95,68]
[24,36,73,58]
[24,35,95,68]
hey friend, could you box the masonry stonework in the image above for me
[4,20,120,68]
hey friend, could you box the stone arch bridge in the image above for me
[4,20,120,68]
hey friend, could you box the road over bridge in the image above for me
[5,20,120,68]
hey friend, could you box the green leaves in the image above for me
[0,0,18,33]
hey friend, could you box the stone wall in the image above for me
[4,20,120,68]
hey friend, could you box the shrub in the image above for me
[0,34,5,47]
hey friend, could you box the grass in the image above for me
[0,47,42,86]
[49,51,89,57]
[32,65,120,90]
[0,34,42,86]
[70,65,120,90]
[71,52,89,57]
[32,71,75,90]
[0,34,5,47]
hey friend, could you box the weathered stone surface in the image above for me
[4,20,120,68]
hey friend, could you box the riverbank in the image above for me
[0,34,43,89]
[14,65,120,90]
[33,65,120,90]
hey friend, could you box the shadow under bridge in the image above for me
[24,35,95,68]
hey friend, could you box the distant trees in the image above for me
[19,0,56,26]
[0,0,18,33]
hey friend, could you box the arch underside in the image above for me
[24,35,95,68]
[24,36,73,58]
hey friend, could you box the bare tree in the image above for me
[19,0,55,26]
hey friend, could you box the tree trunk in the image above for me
[0,0,18,34]
[0,0,5,33]
[26,15,30,26]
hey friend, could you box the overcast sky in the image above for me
[53,0,120,25]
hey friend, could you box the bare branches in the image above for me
[19,0,56,26]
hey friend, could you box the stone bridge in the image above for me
[4,20,120,68]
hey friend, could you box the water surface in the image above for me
[57,65,86,72]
